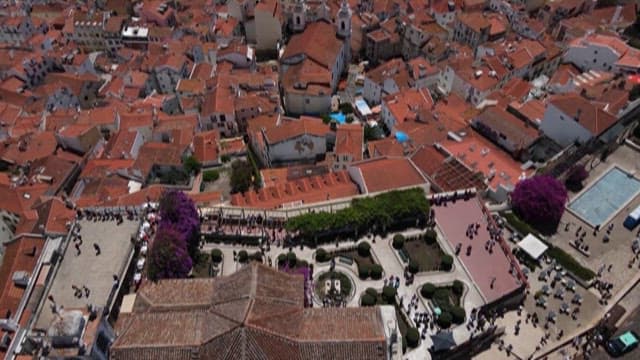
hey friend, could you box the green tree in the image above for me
[321,114,331,124]
[452,280,464,296]
[405,328,420,348]
[437,312,453,328]
[315,248,328,262]
[237,250,248,263]
[210,248,223,263]
[361,293,376,306]
[392,234,405,249]
[183,155,202,174]
[421,283,436,299]
[382,286,397,303]
[370,264,383,279]
[357,241,371,257]
[202,169,220,182]
[230,160,254,193]
[450,306,466,324]
[441,254,454,271]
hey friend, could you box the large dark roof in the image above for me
[111,263,386,360]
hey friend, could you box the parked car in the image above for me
[606,331,639,357]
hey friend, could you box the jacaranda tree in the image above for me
[511,175,568,233]
[148,224,193,280]
[159,190,201,259]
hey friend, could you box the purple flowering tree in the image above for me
[511,175,568,233]
[158,190,201,259]
[148,223,193,280]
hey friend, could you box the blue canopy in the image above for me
[330,113,346,124]
[395,131,409,143]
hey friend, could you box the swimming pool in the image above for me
[568,167,640,227]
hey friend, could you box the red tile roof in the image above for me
[335,124,363,161]
[231,170,359,209]
[193,130,220,164]
[263,116,329,145]
[548,93,618,136]
[0,236,45,323]
[352,157,428,193]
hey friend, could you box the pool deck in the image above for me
[551,144,640,287]
[566,164,640,228]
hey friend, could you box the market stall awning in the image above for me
[517,234,548,260]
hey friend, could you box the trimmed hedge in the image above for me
[451,306,466,324]
[361,293,376,306]
[359,264,371,279]
[546,246,596,281]
[251,251,263,262]
[408,260,419,274]
[210,248,223,263]
[365,288,378,298]
[425,229,437,244]
[237,250,248,263]
[286,252,297,267]
[452,280,464,296]
[392,234,405,249]
[370,264,383,280]
[421,283,436,299]
[405,328,420,348]
[277,253,286,265]
[357,241,371,257]
[316,248,328,262]
[441,254,454,271]
[437,312,453,328]
[382,286,397,303]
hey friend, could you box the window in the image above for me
[296,17,300,25]
[341,22,345,31]
[305,98,310,104]
[220,114,226,122]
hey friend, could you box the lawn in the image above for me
[402,238,446,271]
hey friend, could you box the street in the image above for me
[591,306,640,360]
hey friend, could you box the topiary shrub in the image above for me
[370,264,383,279]
[365,287,378,298]
[421,283,436,299]
[408,260,419,274]
[425,229,437,244]
[237,250,248,263]
[357,241,371,257]
[286,252,297,267]
[437,312,453,328]
[361,293,376,306]
[359,264,370,279]
[441,254,454,271]
[433,288,450,305]
[452,280,464,296]
[251,251,263,262]
[405,328,420,348]
[382,286,397,304]
[392,234,405,249]
[315,248,328,262]
[450,306,466,324]
[277,253,286,266]
[210,248,223,263]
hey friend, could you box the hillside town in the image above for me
[2,0,640,359]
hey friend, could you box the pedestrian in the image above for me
[93,243,101,256]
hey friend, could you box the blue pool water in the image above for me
[330,113,346,124]
[568,167,640,226]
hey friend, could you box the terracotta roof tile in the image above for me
[352,157,428,193]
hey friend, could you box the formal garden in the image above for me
[314,270,354,306]
[315,241,384,280]
[392,231,453,273]
[420,281,466,329]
